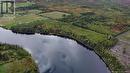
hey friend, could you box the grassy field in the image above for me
[87,24,117,35]
[0,14,43,25]
[121,31,130,40]
[39,11,69,19]
[16,2,34,8]
[14,14,42,23]
[124,35,130,40]
[0,17,14,25]
[117,31,130,41]
[48,4,92,15]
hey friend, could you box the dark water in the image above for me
[0,27,111,73]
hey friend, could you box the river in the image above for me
[0,27,111,73]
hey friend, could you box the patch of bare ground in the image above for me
[111,31,130,73]
[0,16,15,25]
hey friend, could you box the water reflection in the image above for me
[0,27,110,73]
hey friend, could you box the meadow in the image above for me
[39,11,69,19]
[16,2,34,8]
[121,31,130,41]
[117,30,130,41]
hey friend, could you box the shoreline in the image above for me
[1,27,122,73]
[0,43,39,73]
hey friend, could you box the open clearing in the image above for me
[0,16,15,25]
[16,2,33,8]
[48,5,92,15]
[117,31,130,41]
[40,11,69,19]
[0,14,42,25]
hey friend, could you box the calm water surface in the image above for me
[0,27,111,73]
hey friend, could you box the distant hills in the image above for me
[117,0,130,6]
[34,0,130,7]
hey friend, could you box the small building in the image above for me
[0,0,15,14]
